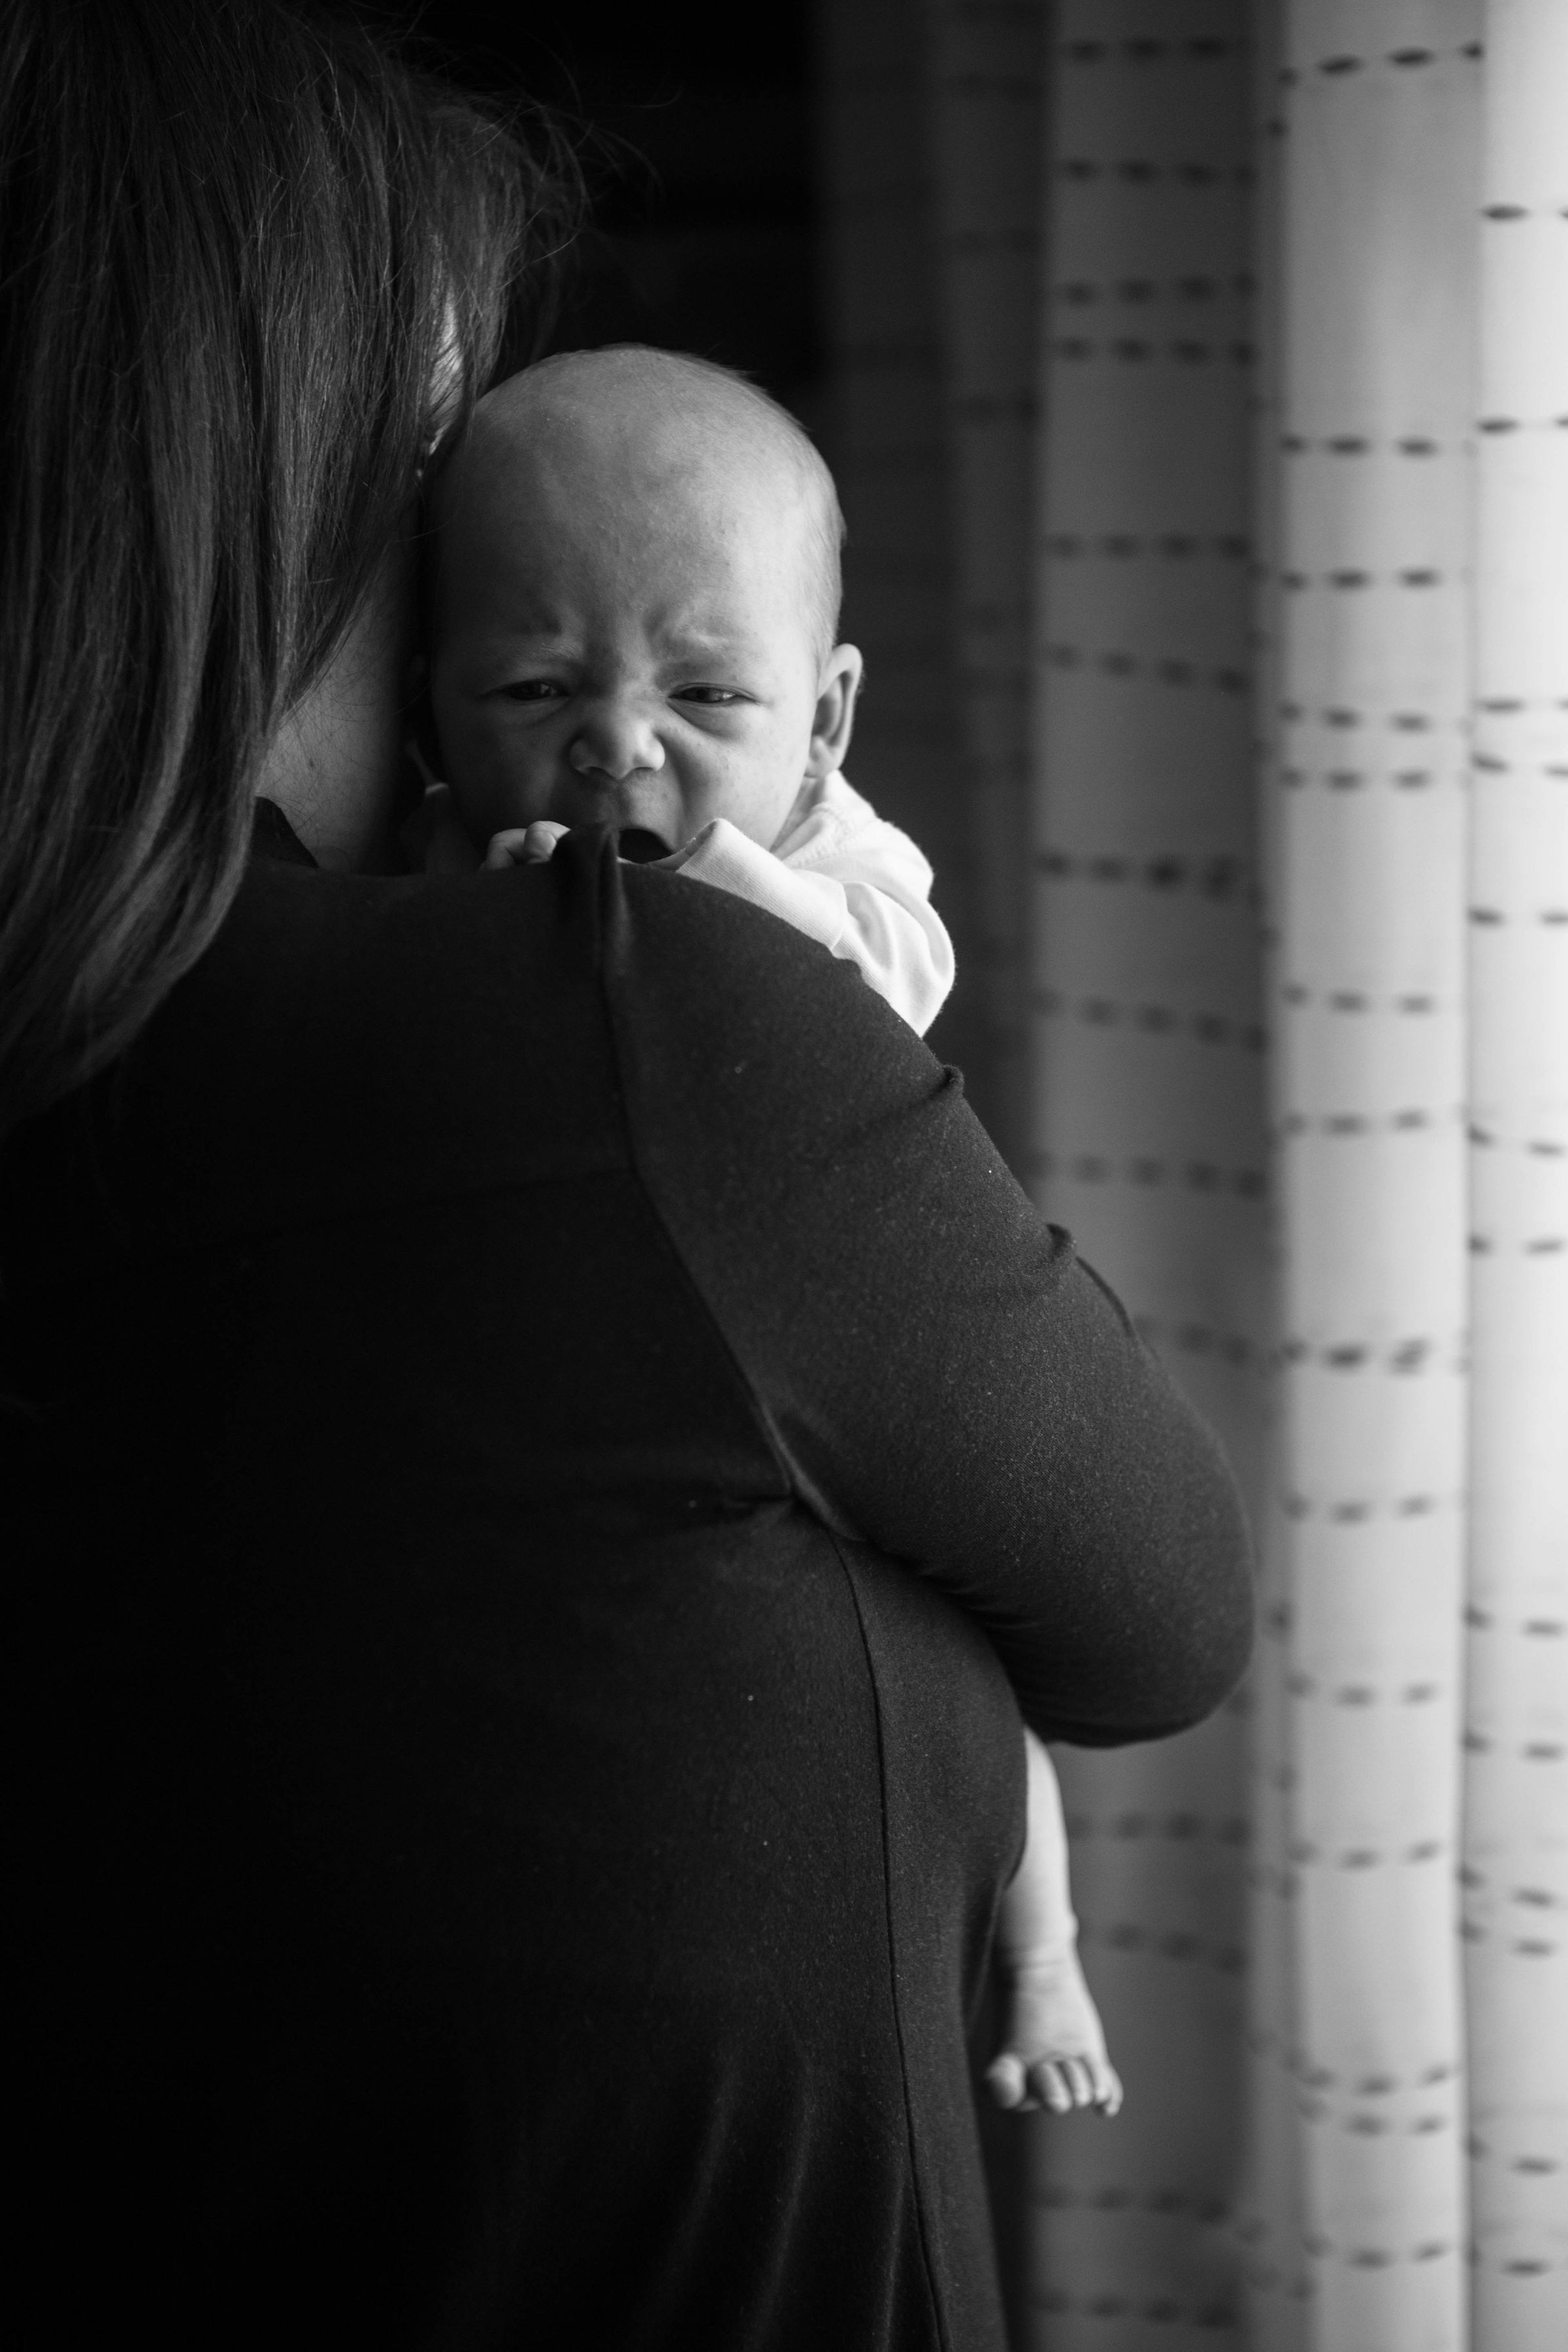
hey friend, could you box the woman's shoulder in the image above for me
[230,823,936,1168]
[2,826,935,1289]
[607,834,997,1237]
[2,843,619,1282]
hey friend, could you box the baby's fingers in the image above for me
[484,821,568,870]
[483,829,530,870]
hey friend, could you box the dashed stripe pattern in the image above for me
[1026,7,1266,2340]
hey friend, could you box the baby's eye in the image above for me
[501,679,568,703]
[674,685,743,706]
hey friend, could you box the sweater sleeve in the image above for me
[590,834,1254,1748]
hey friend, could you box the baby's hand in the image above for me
[484,821,569,870]
[985,1951,1123,2117]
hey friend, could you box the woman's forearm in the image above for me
[602,846,1255,1746]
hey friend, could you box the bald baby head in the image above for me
[423,346,862,860]
[432,346,844,667]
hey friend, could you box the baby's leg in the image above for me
[986,1725,1122,2115]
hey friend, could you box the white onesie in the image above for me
[657,772,953,1036]
[413,770,956,1038]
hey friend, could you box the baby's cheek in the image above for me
[440,712,548,826]
[730,753,817,851]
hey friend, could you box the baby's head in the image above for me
[426,346,860,855]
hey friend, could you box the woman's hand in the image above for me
[483,820,570,870]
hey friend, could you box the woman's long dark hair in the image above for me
[0,0,576,1134]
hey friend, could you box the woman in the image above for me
[3,6,1252,2346]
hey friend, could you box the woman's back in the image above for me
[7,825,1249,2346]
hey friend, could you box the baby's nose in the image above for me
[568,694,664,781]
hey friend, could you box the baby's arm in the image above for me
[667,785,949,1035]
[481,779,953,1036]
[666,792,954,1037]
[986,1726,1123,2115]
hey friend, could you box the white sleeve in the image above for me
[662,801,956,1037]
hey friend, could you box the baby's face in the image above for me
[429,414,830,855]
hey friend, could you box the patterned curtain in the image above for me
[1024,4,1264,2345]
[1462,3,1567,2342]
[1252,10,1480,2343]
[817,2,1566,2347]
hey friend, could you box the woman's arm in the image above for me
[661,811,956,1037]
[595,835,1254,1748]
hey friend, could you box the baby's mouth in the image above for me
[553,777,677,858]
[615,826,672,863]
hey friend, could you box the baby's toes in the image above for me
[1089,2058,1124,2116]
[985,2052,1028,2110]
[1062,2056,1100,2108]
[1026,2060,1075,2115]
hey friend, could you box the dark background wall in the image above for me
[362,3,825,428]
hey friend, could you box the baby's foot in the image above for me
[985,1952,1122,2116]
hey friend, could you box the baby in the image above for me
[417,344,1120,2121]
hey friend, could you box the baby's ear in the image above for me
[808,644,864,777]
